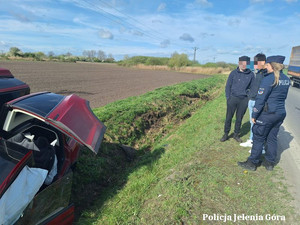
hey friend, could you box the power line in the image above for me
[79,0,165,43]
[71,0,197,56]
[74,0,190,50]
[97,0,170,41]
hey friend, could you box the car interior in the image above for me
[2,109,66,185]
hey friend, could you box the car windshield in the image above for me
[13,93,64,117]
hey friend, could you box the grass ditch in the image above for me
[92,75,225,149]
[72,75,225,218]
[73,74,298,224]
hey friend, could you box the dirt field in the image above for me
[0,61,208,108]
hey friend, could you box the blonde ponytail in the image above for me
[270,62,284,86]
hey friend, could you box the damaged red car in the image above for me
[0,88,106,223]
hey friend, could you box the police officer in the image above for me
[220,56,255,142]
[238,55,290,171]
[240,53,267,148]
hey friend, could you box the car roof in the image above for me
[0,68,14,78]
[11,92,64,117]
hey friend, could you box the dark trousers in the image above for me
[248,112,285,164]
[224,96,248,134]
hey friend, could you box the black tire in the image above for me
[291,79,295,87]
[290,79,299,87]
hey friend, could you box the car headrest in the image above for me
[35,137,49,149]
[13,133,25,143]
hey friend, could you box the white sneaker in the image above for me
[249,149,266,154]
[240,139,253,148]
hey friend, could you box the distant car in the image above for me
[0,92,106,224]
[0,68,30,106]
[246,61,255,72]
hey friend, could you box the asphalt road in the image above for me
[278,85,300,217]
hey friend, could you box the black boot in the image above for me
[237,159,257,171]
[262,160,274,171]
[233,133,242,143]
[220,133,228,142]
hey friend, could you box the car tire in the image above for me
[291,79,295,87]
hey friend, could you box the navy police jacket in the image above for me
[225,67,254,99]
[248,69,267,100]
[252,71,290,119]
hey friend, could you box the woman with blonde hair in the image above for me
[238,55,290,171]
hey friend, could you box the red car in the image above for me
[0,91,106,222]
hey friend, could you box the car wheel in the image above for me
[291,79,295,87]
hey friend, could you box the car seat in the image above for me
[33,137,55,172]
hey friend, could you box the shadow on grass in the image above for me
[240,120,251,138]
[72,141,165,224]
[276,126,293,164]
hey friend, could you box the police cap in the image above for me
[266,55,285,64]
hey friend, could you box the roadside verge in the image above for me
[75,75,299,224]
[278,123,300,216]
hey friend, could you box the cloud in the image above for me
[228,18,241,27]
[250,0,273,3]
[99,29,114,39]
[131,30,144,36]
[179,33,194,42]
[160,39,170,48]
[0,40,10,48]
[1,0,299,63]
[157,3,166,12]
[119,26,127,34]
[152,19,162,23]
[217,49,241,55]
[10,12,32,23]
[195,0,213,8]
[200,32,215,39]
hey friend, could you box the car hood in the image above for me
[7,92,106,154]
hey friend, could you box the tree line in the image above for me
[0,47,115,63]
[0,47,236,70]
[119,52,236,70]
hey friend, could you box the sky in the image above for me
[0,0,300,63]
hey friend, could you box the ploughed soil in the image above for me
[0,61,208,108]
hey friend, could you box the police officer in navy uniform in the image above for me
[220,56,255,142]
[238,55,290,171]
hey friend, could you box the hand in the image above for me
[252,118,256,124]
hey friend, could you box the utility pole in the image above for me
[193,47,199,63]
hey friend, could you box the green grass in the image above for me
[72,75,226,217]
[92,75,225,148]
[74,75,298,224]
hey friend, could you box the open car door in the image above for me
[3,92,106,154]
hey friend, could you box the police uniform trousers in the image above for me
[224,96,248,134]
[248,112,286,164]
